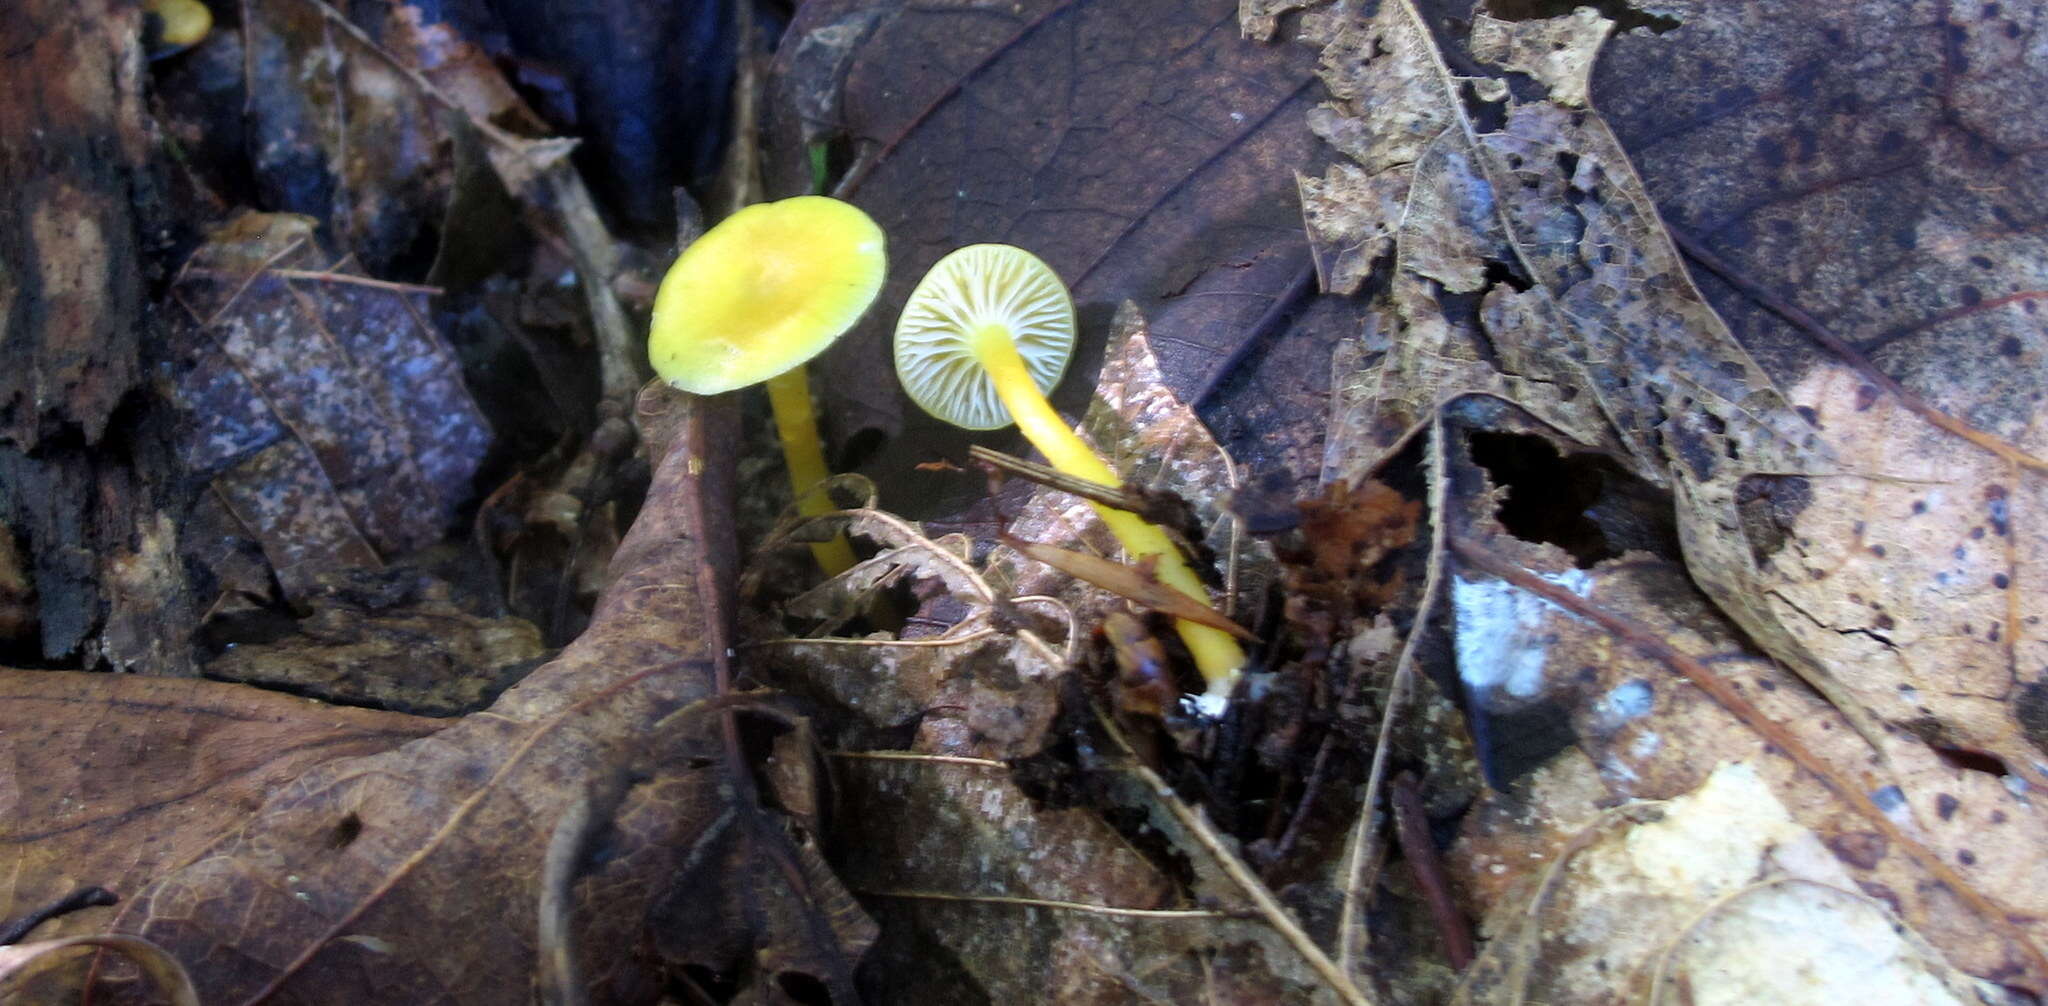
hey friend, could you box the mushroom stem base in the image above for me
[971,326,1245,695]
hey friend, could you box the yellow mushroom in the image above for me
[649,195,885,575]
[144,0,212,58]
[894,244,1245,710]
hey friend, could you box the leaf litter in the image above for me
[1268,0,2048,999]
[9,0,2048,1000]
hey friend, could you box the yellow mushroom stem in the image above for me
[765,367,858,576]
[969,323,1246,699]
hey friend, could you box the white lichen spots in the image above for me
[1868,784,1911,823]
[1452,568,1593,698]
[1593,679,1654,730]
[1629,731,1662,761]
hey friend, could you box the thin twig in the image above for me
[860,889,1227,920]
[1098,712,1374,1006]
[1338,413,1451,976]
[0,886,118,946]
[827,750,1008,770]
[1390,773,1472,970]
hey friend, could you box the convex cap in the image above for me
[650,196,886,395]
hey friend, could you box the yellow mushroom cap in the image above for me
[894,244,1076,430]
[146,0,213,54]
[649,196,886,395]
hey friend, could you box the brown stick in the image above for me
[1390,773,1473,970]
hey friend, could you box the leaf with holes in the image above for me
[1592,0,2048,798]
[1270,0,2048,994]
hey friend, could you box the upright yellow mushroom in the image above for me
[895,244,1246,710]
[649,195,885,575]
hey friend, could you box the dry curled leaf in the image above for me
[750,506,1071,760]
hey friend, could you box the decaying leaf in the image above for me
[171,212,491,604]
[1591,0,2048,796]
[1263,0,2048,995]
[201,567,546,716]
[1456,764,1992,1006]
[1435,430,2048,995]
[0,391,874,1003]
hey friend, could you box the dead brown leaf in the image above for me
[0,391,874,1003]
[767,0,1335,484]
[171,212,492,605]
[1594,0,2048,799]
[1262,0,2048,995]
